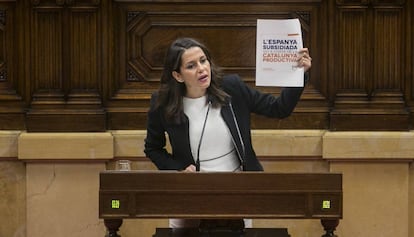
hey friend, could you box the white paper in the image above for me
[255,19,304,87]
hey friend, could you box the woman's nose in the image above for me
[197,62,205,72]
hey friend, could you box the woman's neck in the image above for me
[185,89,207,98]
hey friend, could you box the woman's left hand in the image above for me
[297,48,312,72]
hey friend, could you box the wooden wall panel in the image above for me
[373,9,403,90]
[330,0,409,130]
[0,0,411,131]
[32,9,63,93]
[25,0,105,132]
[337,8,369,90]
[69,10,99,91]
[405,0,414,127]
[107,1,329,130]
[0,3,26,130]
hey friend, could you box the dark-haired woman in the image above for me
[144,37,312,228]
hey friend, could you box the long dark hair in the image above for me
[156,37,229,124]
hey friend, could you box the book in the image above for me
[255,19,304,87]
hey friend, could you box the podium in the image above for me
[99,171,342,237]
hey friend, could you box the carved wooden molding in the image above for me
[31,0,100,6]
[336,0,405,5]
[0,10,6,82]
[0,6,19,96]
[371,0,405,4]
[331,0,408,130]
[336,0,370,4]
[115,0,322,2]
[24,0,105,131]
[123,11,312,83]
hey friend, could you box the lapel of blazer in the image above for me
[221,102,245,166]
[167,116,195,166]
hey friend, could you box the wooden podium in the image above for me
[99,171,342,237]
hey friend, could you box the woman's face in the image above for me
[172,46,211,98]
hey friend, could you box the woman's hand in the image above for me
[297,48,312,72]
[182,164,196,172]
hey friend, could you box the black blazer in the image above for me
[144,74,306,171]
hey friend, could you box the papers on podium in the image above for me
[255,19,304,87]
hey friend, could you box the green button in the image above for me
[322,200,331,209]
[111,200,120,209]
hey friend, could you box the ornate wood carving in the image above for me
[0,4,26,130]
[0,0,411,131]
[336,0,405,5]
[107,1,328,129]
[330,1,409,130]
[25,0,105,131]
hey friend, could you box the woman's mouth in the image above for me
[198,75,208,82]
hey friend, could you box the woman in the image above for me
[144,37,312,227]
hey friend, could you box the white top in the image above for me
[183,95,240,172]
